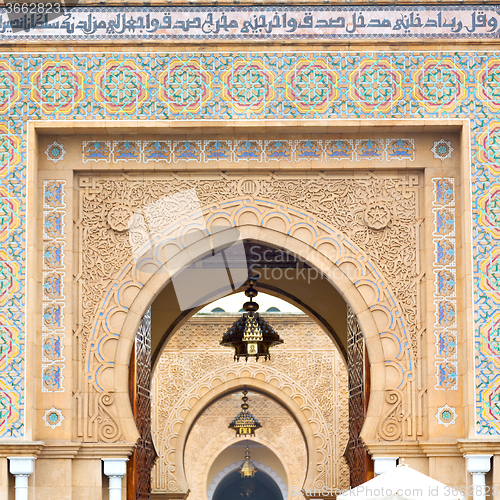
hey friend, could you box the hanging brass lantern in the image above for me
[229,390,262,437]
[239,446,257,478]
[220,282,283,361]
[239,446,257,497]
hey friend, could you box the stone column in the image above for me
[466,455,492,500]
[372,456,398,476]
[8,457,36,500]
[103,458,128,500]
[492,455,500,500]
[0,457,8,500]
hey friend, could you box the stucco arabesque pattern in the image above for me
[152,319,348,493]
[76,172,421,443]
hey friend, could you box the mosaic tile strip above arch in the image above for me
[0,50,499,437]
[82,138,415,163]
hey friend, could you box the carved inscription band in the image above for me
[2,5,499,41]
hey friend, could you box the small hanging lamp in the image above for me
[229,390,262,437]
[239,446,258,479]
[220,281,283,361]
[239,446,257,497]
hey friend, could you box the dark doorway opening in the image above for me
[213,469,283,500]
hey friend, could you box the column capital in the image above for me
[103,458,128,500]
[8,457,36,500]
[7,457,36,476]
[465,454,493,474]
[102,457,128,477]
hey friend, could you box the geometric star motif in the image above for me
[42,406,64,429]
[44,141,66,163]
[364,204,391,230]
[431,139,454,161]
[107,205,133,232]
[435,404,458,427]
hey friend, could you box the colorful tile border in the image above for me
[82,138,415,164]
[0,50,499,436]
[1,6,500,41]
[432,178,457,391]
[41,180,66,393]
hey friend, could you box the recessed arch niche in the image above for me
[151,311,350,496]
[184,393,300,500]
[209,453,287,500]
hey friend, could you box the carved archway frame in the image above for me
[175,378,314,491]
[116,218,391,436]
[27,119,473,463]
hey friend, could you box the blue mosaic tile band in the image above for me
[432,178,458,391]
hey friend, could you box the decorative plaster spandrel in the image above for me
[76,172,421,443]
[78,173,419,353]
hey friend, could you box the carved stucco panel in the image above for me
[76,172,421,444]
